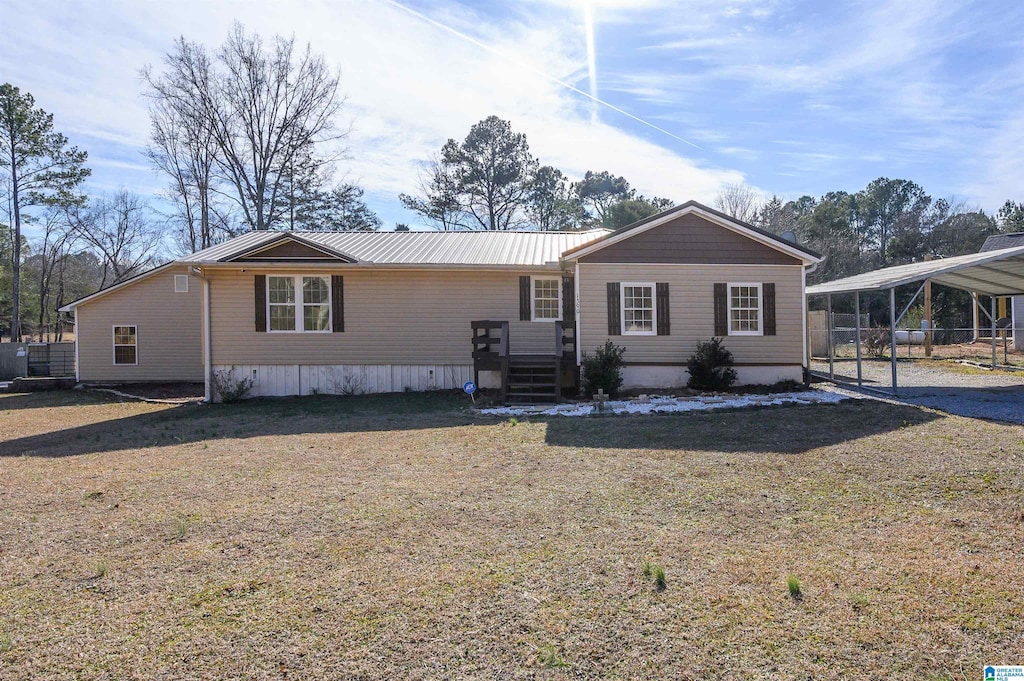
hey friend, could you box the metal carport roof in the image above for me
[806,244,1024,297]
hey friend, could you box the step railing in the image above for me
[554,320,577,399]
[471,320,510,403]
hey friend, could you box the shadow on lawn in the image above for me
[0,389,947,458]
[0,390,479,458]
[540,400,942,454]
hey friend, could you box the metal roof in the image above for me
[180,229,612,267]
[806,245,1024,296]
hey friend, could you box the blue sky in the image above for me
[4,0,1023,236]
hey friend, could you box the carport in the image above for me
[806,244,1024,396]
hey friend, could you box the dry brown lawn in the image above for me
[1,389,1022,679]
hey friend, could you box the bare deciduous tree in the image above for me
[144,97,225,253]
[143,24,346,232]
[68,191,163,286]
[714,182,763,224]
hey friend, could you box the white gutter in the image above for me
[191,266,212,403]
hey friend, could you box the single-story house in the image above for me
[60,201,821,401]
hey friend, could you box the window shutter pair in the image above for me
[605,282,670,336]
[253,274,345,332]
[519,276,575,321]
[713,282,776,336]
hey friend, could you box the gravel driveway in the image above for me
[811,358,1024,424]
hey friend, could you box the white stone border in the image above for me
[478,389,853,417]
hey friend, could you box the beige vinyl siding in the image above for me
[76,265,203,381]
[208,268,559,366]
[578,263,804,365]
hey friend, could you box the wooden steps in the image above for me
[505,355,558,404]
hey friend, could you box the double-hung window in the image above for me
[532,277,561,321]
[113,325,137,365]
[728,283,762,335]
[621,283,655,335]
[268,275,331,332]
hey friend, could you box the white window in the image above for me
[621,283,655,335]
[113,325,137,365]
[268,275,331,332]
[532,277,561,321]
[174,274,189,293]
[728,283,762,335]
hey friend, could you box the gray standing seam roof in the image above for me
[179,229,613,267]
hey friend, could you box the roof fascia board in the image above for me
[58,262,178,311]
[562,204,819,264]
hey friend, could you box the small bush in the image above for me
[581,340,626,398]
[863,327,890,357]
[210,368,255,403]
[653,565,667,591]
[787,574,802,599]
[686,338,737,390]
[94,561,108,579]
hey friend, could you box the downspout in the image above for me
[574,260,582,367]
[191,266,212,402]
[73,309,80,383]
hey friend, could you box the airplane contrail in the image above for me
[382,0,703,151]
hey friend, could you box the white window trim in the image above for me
[530,276,562,322]
[620,281,657,336]
[174,274,189,293]
[727,282,763,336]
[112,324,138,366]
[267,274,332,334]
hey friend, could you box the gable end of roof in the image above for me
[560,200,820,263]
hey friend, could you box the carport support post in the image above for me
[826,293,835,380]
[889,287,898,395]
[992,296,998,369]
[854,291,863,387]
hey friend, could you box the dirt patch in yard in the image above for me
[0,391,1022,679]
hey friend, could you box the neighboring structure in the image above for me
[60,201,821,401]
[979,232,1024,351]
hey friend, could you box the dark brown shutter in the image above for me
[254,275,267,332]
[562,276,575,321]
[519,276,531,321]
[331,275,344,332]
[656,282,670,336]
[763,282,776,336]
[714,283,728,336]
[607,282,621,335]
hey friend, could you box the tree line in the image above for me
[725,182,1024,327]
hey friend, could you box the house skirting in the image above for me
[211,364,474,398]
[621,364,803,389]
